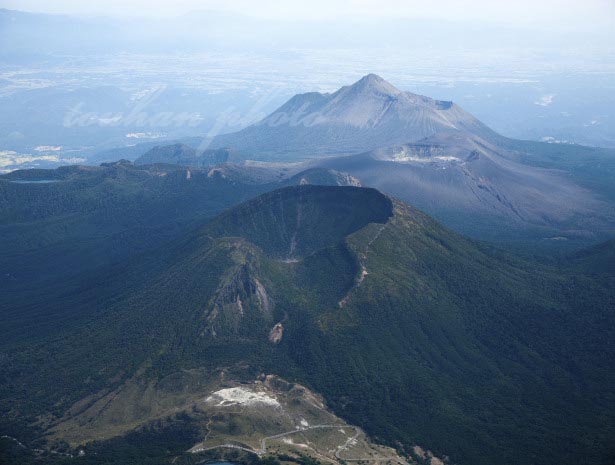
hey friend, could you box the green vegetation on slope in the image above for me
[1,186,614,465]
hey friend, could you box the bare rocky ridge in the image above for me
[203,255,275,338]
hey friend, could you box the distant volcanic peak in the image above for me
[344,73,402,96]
[279,75,460,127]
[359,73,385,84]
[343,74,451,110]
[323,75,464,129]
[331,75,403,109]
[208,73,498,158]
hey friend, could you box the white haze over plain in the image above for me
[1,0,614,156]
[2,0,614,32]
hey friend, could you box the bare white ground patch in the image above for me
[282,437,309,448]
[413,446,427,459]
[393,153,462,163]
[269,323,284,344]
[205,387,280,408]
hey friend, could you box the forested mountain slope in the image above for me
[1,186,614,465]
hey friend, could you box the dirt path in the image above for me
[339,223,388,308]
[191,424,348,457]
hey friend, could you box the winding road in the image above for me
[190,423,405,463]
[191,424,346,456]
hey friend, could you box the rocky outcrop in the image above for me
[203,264,274,337]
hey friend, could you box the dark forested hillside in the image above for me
[0,162,356,314]
[1,185,614,465]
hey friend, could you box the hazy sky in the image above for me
[2,0,614,30]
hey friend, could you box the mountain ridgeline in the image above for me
[109,75,615,247]
[0,162,360,333]
[311,132,615,244]
[204,74,615,246]
[210,74,497,159]
[1,74,615,465]
[1,185,614,465]
[205,186,392,258]
[135,143,236,167]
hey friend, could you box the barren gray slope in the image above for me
[310,132,615,241]
[210,74,498,160]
